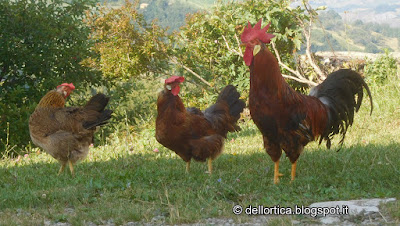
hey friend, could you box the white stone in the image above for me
[320,216,341,224]
[309,198,396,216]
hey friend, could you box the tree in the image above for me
[82,0,172,80]
[171,0,314,99]
[0,0,98,155]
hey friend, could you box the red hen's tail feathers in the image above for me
[217,85,246,121]
[204,85,246,137]
[310,69,373,149]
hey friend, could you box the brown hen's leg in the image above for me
[273,160,284,184]
[57,163,66,176]
[291,161,297,182]
[208,158,212,174]
[68,160,75,177]
[186,161,190,173]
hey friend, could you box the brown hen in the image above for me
[29,83,112,176]
[156,76,245,173]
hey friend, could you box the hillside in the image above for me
[104,0,400,54]
[312,10,400,53]
[307,0,400,28]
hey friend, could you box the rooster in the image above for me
[29,83,112,176]
[240,19,373,184]
[156,76,245,173]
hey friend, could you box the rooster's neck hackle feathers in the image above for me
[250,44,286,95]
[36,91,66,109]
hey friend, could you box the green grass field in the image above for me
[1,78,400,225]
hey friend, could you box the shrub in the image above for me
[0,0,99,155]
[364,50,398,84]
[82,0,172,80]
[172,0,308,108]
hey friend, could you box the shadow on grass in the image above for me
[228,120,260,139]
[1,142,399,223]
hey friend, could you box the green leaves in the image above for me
[83,0,172,80]
[364,50,398,84]
[173,0,307,102]
[0,0,98,154]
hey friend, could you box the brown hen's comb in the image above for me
[165,76,185,84]
[241,19,275,44]
[57,83,75,90]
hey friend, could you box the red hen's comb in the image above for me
[165,76,184,84]
[241,19,275,44]
[57,83,75,90]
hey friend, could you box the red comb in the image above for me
[165,76,184,84]
[57,83,75,90]
[241,19,275,44]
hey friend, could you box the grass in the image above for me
[1,79,400,225]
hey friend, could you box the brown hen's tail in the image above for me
[309,69,373,149]
[204,85,246,137]
[82,93,113,129]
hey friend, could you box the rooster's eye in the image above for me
[166,85,172,91]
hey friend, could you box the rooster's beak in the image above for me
[253,45,261,56]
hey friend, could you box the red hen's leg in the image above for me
[291,161,297,182]
[68,160,75,177]
[274,160,284,184]
[207,158,212,174]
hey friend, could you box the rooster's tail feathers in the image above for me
[310,69,373,149]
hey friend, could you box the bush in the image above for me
[67,78,161,145]
[0,0,99,155]
[173,0,308,107]
[82,0,172,80]
[364,50,398,84]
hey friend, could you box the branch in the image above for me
[271,41,317,86]
[222,35,243,57]
[169,57,213,87]
[234,33,243,56]
[282,73,316,85]
[301,0,326,81]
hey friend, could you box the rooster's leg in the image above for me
[273,160,284,184]
[186,161,190,173]
[291,161,297,182]
[208,158,212,174]
[57,163,66,176]
[68,160,75,177]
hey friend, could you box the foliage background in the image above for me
[0,0,399,156]
[0,0,100,154]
